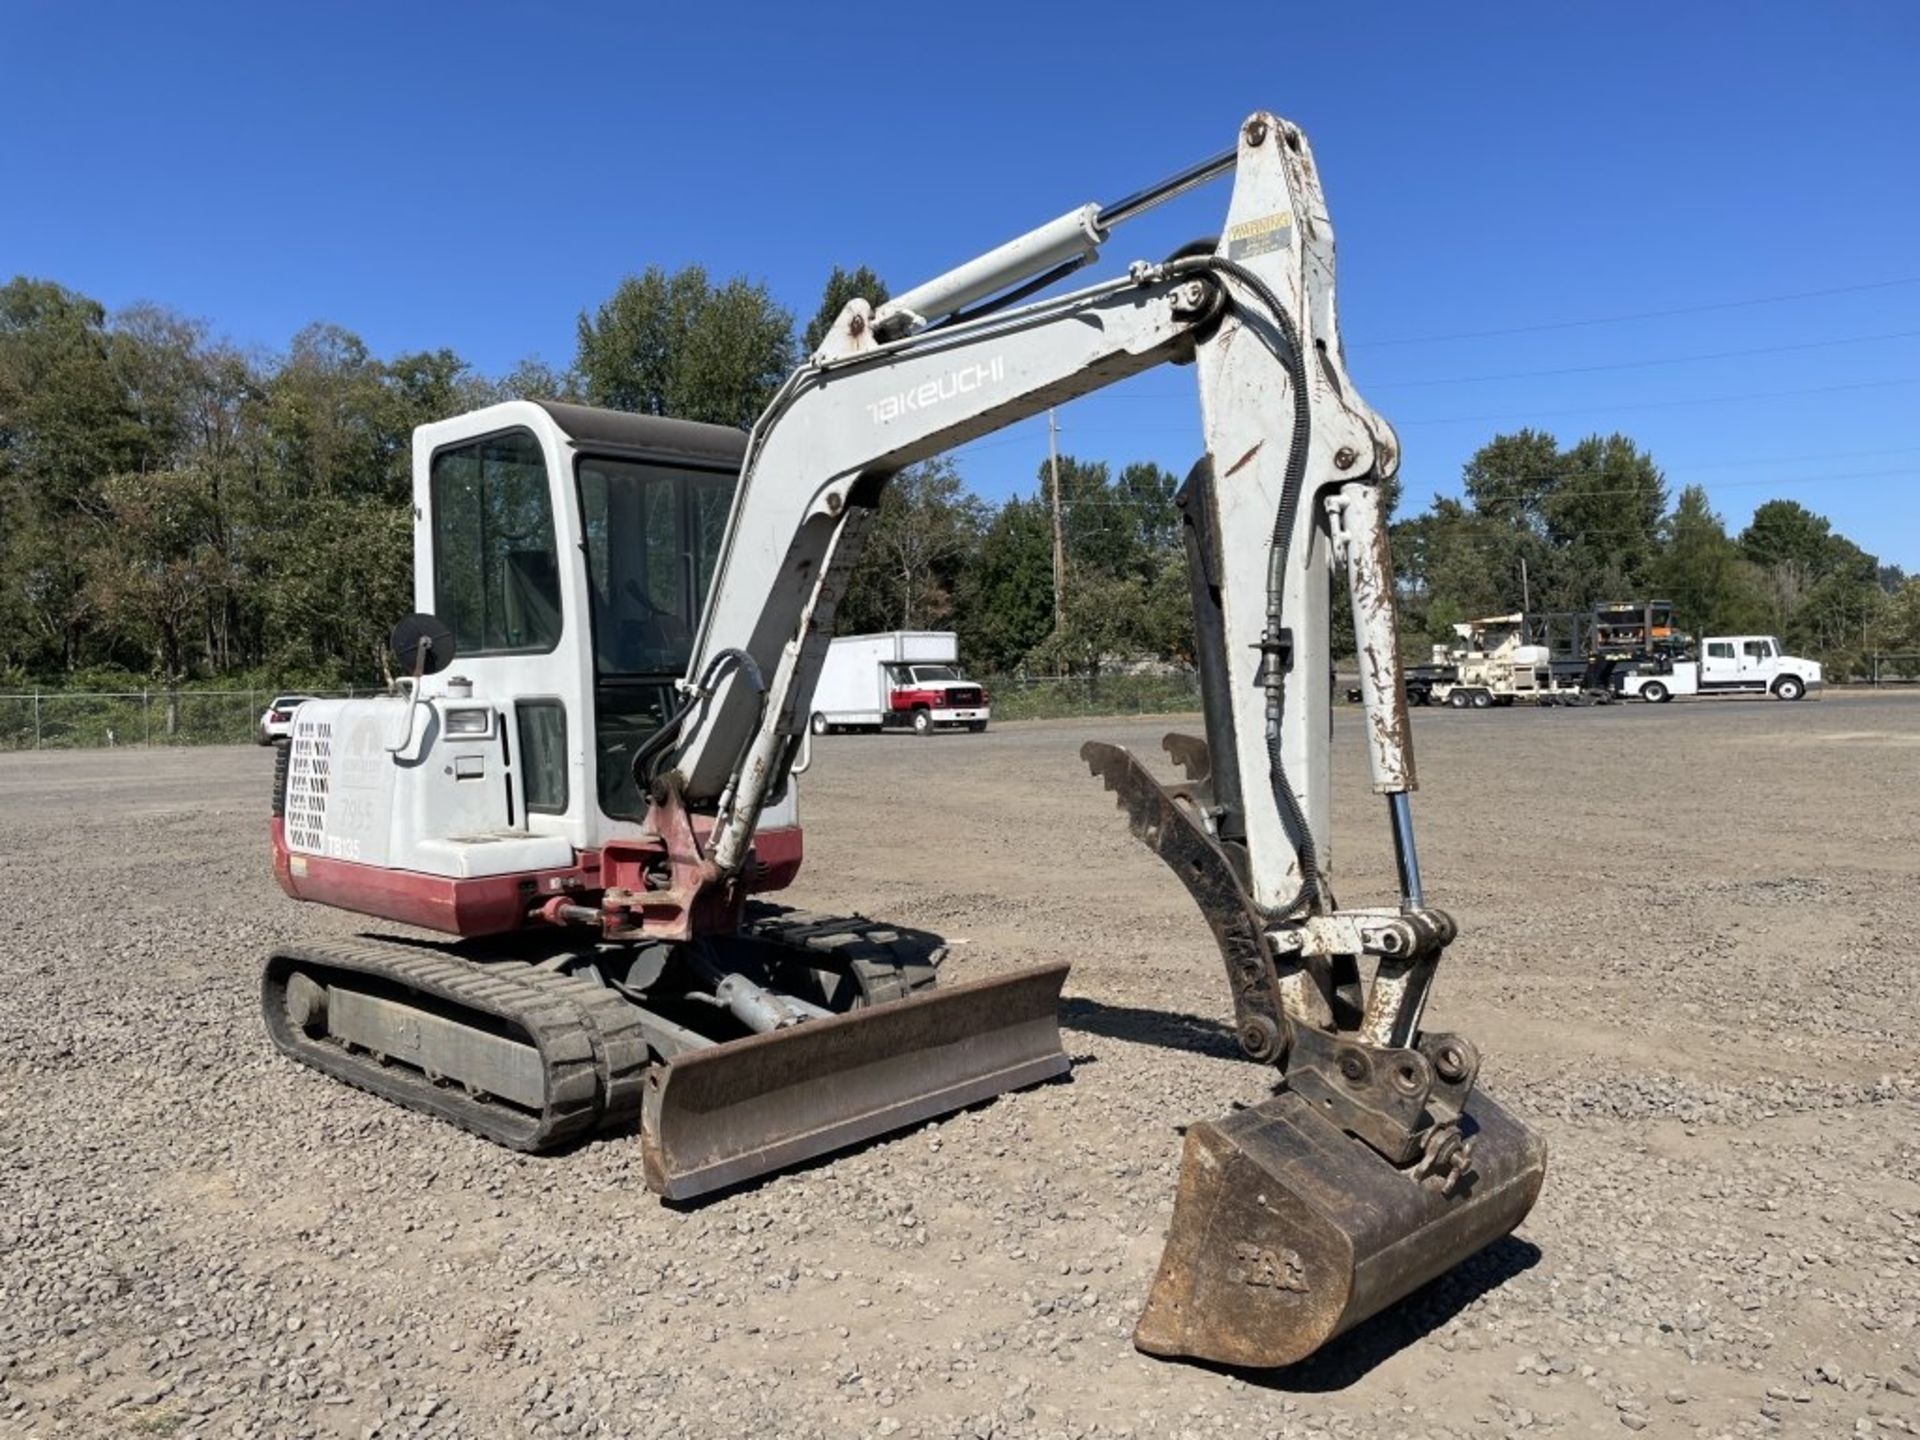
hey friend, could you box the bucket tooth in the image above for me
[1135,1087,1546,1368]
[1160,733,1212,784]
[642,962,1071,1200]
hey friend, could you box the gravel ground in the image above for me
[2,693,1917,1440]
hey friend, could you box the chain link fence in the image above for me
[0,672,1214,750]
[1862,653,1920,685]
[0,689,376,751]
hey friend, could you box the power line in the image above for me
[1047,466,1915,510]
[1045,374,1920,426]
[1395,375,1920,428]
[1651,444,1920,472]
[1367,328,1920,389]
[1025,373,1920,435]
[1350,276,1920,348]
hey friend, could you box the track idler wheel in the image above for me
[1134,1087,1546,1368]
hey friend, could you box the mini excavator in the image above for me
[264,112,1546,1368]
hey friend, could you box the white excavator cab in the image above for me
[405,401,790,845]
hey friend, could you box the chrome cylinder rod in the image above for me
[1388,791,1424,911]
[1098,147,1238,229]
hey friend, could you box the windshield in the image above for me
[577,456,733,678]
[576,454,736,819]
[911,665,960,682]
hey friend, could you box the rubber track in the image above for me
[263,938,644,1152]
[525,968,651,1135]
[265,913,947,1155]
[740,904,943,1005]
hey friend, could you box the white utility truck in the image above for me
[809,631,991,734]
[1622,635,1821,702]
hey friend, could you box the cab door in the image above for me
[1700,640,1738,686]
[418,423,580,841]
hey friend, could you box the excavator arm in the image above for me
[642,111,1546,1367]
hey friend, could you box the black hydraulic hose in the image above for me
[927,256,1092,332]
[630,647,766,788]
[1167,251,1320,917]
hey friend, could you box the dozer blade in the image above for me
[1135,1087,1546,1368]
[642,962,1071,1200]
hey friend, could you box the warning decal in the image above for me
[1226,211,1294,261]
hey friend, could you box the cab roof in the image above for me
[532,401,747,471]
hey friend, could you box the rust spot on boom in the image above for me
[1224,441,1264,478]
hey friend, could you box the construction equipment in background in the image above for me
[1385,599,1688,708]
[262,112,1544,1370]
[1402,615,1612,708]
[1591,599,1686,664]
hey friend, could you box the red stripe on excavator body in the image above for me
[269,817,804,938]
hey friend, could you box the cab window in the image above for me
[1706,642,1735,660]
[1743,640,1773,660]
[430,430,562,655]
[575,454,736,820]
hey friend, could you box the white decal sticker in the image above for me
[867,357,1005,424]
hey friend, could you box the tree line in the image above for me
[3,266,1915,694]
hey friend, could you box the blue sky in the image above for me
[4,2,1917,565]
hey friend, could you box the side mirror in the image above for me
[390,613,457,679]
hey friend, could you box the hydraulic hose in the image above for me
[630,647,766,789]
[1167,251,1320,918]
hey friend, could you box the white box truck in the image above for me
[809,631,991,736]
[1621,635,1821,702]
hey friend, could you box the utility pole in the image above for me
[1520,557,1531,614]
[1048,409,1066,629]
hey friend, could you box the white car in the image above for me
[256,695,313,745]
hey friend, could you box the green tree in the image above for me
[1025,570,1148,677]
[803,265,888,354]
[1138,550,1197,665]
[575,265,793,428]
[256,494,413,681]
[1739,499,1834,577]
[1051,455,1124,577]
[837,459,985,632]
[1871,580,1920,673]
[1461,428,1562,533]
[1545,433,1668,607]
[0,279,149,670]
[1392,498,1533,643]
[487,356,576,403]
[1653,486,1766,638]
[955,498,1054,672]
[1736,499,1882,655]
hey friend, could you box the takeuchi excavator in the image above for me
[264,112,1546,1369]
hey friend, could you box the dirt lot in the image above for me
[2,693,1917,1440]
